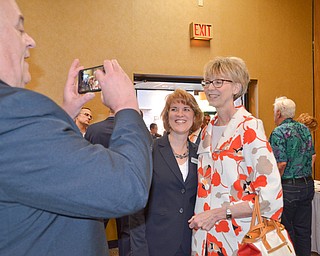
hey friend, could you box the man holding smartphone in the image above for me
[0,1,152,255]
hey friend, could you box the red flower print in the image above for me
[231,218,242,236]
[236,116,254,129]
[212,138,231,161]
[215,136,243,162]
[207,234,228,256]
[243,127,256,144]
[215,220,230,233]
[201,239,206,256]
[231,174,256,201]
[211,170,221,186]
[229,135,243,155]
[271,207,283,220]
[204,203,210,211]
[198,165,211,198]
[220,138,232,150]
[266,141,272,153]
[251,175,267,189]
[276,189,283,199]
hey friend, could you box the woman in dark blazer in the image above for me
[134,89,203,256]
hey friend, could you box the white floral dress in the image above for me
[191,106,283,256]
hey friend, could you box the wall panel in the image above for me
[314,0,320,179]
[17,0,313,137]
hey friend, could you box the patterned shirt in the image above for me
[269,118,314,179]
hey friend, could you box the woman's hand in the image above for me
[188,208,225,231]
[188,202,252,231]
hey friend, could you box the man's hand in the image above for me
[62,59,95,119]
[95,59,139,114]
[277,162,287,176]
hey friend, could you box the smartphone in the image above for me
[78,65,104,94]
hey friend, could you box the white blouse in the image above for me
[179,160,189,182]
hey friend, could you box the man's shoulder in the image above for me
[274,121,290,132]
[153,134,167,146]
[285,119,311,135]
[86,121,105,133]
[86,117,115,135]
[270,125,285,141]
[88,117,114,129]
[0,82,58,107]
[0,82,61,111]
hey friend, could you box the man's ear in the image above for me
[276,109,281,118]
[275,109,281,119]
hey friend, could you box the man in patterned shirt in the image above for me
[269,96,315,256]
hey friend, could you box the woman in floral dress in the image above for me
[188,57,283,256]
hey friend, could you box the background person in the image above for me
[85,108,135,256]
[0,1,153,255]
[88,75,96,90]
[189,112,211,145]
[75,107,93,136]
[202,112,211,128]
[135,89,203,256]
[269,96,315,256]
[188,126,201,145]
[85,108,115,148]
[189,57,283,255]
[296,112,318,132]
[296,112,318,166]
[149,123,162,139]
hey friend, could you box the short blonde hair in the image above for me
[296,113,318,132]
[203,56,250,100]
[161,89,203,134]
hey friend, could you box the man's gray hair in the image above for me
[273,96,296,118]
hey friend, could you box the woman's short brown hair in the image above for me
[161,89,203,134]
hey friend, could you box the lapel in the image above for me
[185,141,198,184]
[158,134,197,185]
[198,106,252,154]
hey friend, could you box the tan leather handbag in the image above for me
[238,195,296,255]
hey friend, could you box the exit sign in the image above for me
[190,22,213,40]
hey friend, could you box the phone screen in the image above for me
[78,65,104,94]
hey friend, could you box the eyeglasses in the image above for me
[201,79,233,88]
[81,112,93,120]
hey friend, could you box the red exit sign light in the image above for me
[190,22,213,40]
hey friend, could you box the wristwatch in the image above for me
[226,208,232,220]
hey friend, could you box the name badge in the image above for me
[191,157,198,164]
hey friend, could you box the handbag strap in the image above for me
[249,194,290,253]
[250,194,263,228]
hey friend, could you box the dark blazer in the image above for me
[85,116,115,147]
[145,134,198,256]
[85,116,139,256]
[0,81,152,256]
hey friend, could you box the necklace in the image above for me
[172,145,189,159]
